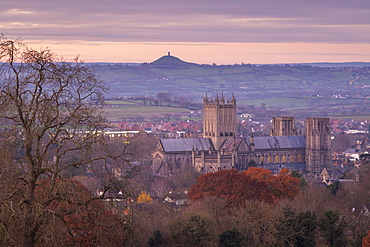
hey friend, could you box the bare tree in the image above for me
[0,36,126,246]
[150,178,173,199]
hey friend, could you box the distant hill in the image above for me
[88,61,370,68]
[147,52,199,68]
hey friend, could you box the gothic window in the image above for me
[153,154,164,173]
[275,154,279,163]
[268,155,272,164]
[208,166,216,173]
[175,158,181,169]
[167,161,173,173]
[297,154,302,162]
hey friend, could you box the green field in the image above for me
[101,97,370,122]
[106,100,137,105]
[239,97,310,108]
[103,104,191,122]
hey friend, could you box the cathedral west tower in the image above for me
[203,94,236,150]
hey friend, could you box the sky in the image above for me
[1,0,370,64]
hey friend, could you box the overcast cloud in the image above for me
[1,0,369,63]
[2,0,370,43]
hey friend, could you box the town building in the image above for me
[152,95,331,177]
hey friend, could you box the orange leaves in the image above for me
[363,230,370,247]
[244,167,300,200]
[273,168,301,199]
[243,167,273,180]
[188,169,274,206]
[188,168,301,206]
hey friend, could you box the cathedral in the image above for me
[152,95,331,177]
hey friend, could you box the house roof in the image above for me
[158,135,305,153]
[220,138,235,151]
[261,162,306,172]
[160,138,215,152]
[344,148,358,154]
[247,135,306,149]
[320,168,344,179]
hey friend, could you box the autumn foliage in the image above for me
[363,230,370,247]
[188,169,273,206]
[244,167,300,200]
[188,168,300,206]
[137,191,154,204]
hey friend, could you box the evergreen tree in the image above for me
[319,210,347,247]
[219,228,244,247]
[147,230,162,247]
[296,211,317,247]
[275,207,317,247]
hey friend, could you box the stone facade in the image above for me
[270,117,297,136]
[203,94,236,149]
[152,95,331,176]
[305,117,331,175]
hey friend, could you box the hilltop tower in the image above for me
[270,117,297,136]
[305,117,331,175]
[203,94,237,149]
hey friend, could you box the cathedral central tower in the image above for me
[270,117,297,136]
[203,94,236,149]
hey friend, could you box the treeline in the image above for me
[123,164,370,247]
[127,92,200,109]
